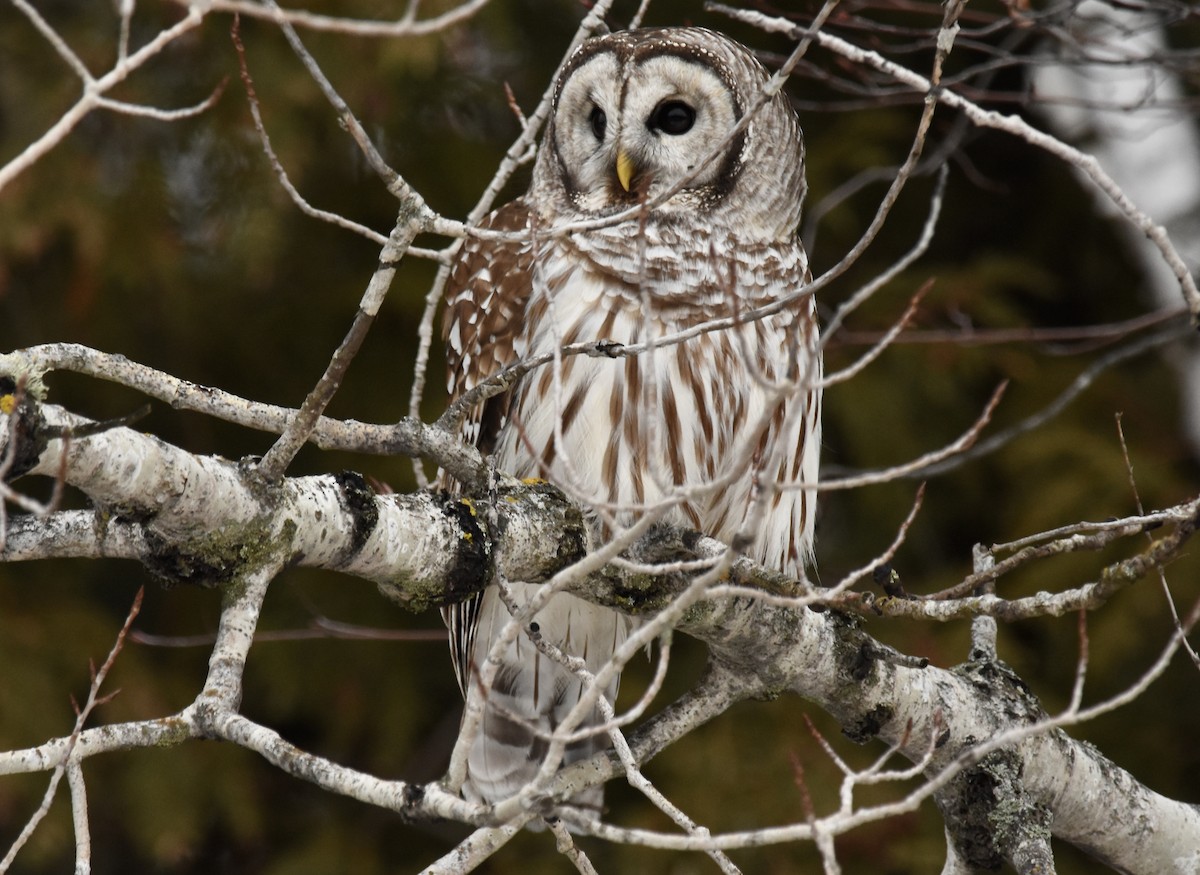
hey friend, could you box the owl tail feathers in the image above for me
[453,590,635,825]
[461,692,610,825]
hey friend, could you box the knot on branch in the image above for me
[370,478,588,613]
[0,376,49,481]
[334,470,379,553]
[587,339,626,358]
[440,491,492,607]
[842,703,896,744]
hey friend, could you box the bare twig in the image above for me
[883,321,1192,480]
[0,344,487,484]
[131,619,446,648]
[252,0,444,481]
[816,381,1007,491]
[230,18,391,248]
[727,6,1200,321]
[829,306,1188,354]
[178,0,495,38]
[1115,415,1200,670]
[547,818,602,875]
[0,3,209,194]
[0,588,142,873]
[67,761,91,875]
[848,498,1199,621]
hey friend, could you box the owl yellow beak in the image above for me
[616,149,636,192]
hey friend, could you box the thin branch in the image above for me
[848,499,1199,621]
[547,819,602,875]
[1115,414,1200,670]
[0,344,486,483]
[115,0,134,64]
[10,0,94,83]
[829,306,1188,354]
[819,279,931,389]
[749,8,1200,321]
[0,588,142,873]
[253,0,442,481]
[0,5,208,194]
[230,19,391,247]
[67,762,91,875]
[130,619,446,648]
[816,381,1006,491]
[900,321,1191,479]
[595,688,743,875]
[184,0,495,38]
[1068,607,1090,714]
[93,83,228,121]
[419,821,531,875]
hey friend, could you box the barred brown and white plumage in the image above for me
[440,26,821,812]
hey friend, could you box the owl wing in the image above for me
[441,199,535,696]
[442,199,535,457]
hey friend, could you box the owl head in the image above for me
[530,27,807,240]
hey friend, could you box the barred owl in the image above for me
[441,26,820,811]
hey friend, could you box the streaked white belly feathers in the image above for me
[494,250,820,577]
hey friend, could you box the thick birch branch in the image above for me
[0,398,571,609]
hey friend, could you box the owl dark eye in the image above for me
[589,106,607,141]
[649,100,696,135]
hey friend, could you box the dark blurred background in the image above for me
[2,1,1198,872]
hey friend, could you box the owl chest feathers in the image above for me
[493,225,820,575]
